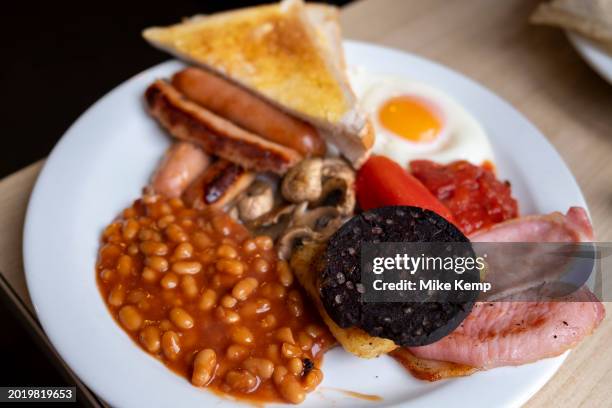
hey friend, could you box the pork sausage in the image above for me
[151,142,210,198]
[172,67,326,157]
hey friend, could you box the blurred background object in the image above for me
[531,0,612,48]
[531,0,612,83]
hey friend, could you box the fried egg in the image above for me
[350,68,494,166]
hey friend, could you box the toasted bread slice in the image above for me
[143,0,373,167]
[305,3,346,71]
[290,241,397,358]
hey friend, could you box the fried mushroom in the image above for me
[291,204,344,235]
[244,204,298,242]
[281,159,323,203]
[281,158,355,215]
[278,226,321,261]
[237,181,274,221]
[277,203,348,260]
[246,204,296,229]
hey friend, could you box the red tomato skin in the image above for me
[356,156,455,222]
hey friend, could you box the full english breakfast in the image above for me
[95,0,604,404]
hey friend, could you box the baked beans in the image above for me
[173,242,194,259]
[171,261,202,275]
[220,294,238,309]
[276,327,295,344]
[302,368,324,392]
[230,325,254,346]
[199,289,217,311]
[215,307,241,324]
[97,194,334,404]
[169,307,194,329]
[139,326,161,353]
[226,344,249,361]
[260,314,277,330]
[232,277,258,301]
[146,256,168,272]
[253,258,270,274]
[117,255,134,276]
[141,267,159,284]
[180,275,198,298]
[243,357,274,380]
[216,259,245,276]
[161,331,181,361]
[192,349,217,387]
[160,272,179,289]
[108,284,125,307]
[281,342,302,359]
[287,357,304,376]
[118,305,142,331]
[216,244,238,259]
[225,369,258,393]
[239,298,271,317]
[275,367,306,404]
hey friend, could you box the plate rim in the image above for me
[22,40,584,408]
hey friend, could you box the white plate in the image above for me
[568,31,612,85]
[24,41,586,408]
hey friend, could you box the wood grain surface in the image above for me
[0,160,43,312]
[0,0,610,406]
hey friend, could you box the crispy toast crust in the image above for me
[143,1,353,125]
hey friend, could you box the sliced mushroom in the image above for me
[247,204,296,229]
[321,158,355,181]
[245,204,297,241]
[277,204,349,260]
[281,158,355,215]
[291,205,342,233]
[319,158,356,215]
[237,181,274,221]
[281,158,323,203]
[278,227,322,261]
[317,177,355,215]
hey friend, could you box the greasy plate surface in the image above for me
[23,41,586,407]
[567,32,612,85]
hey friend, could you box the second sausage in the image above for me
[172,67,326,157]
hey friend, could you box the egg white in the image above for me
[349,67,494,167]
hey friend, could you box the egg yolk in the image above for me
[378,96,442,143]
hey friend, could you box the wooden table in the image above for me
[1,0,611,406]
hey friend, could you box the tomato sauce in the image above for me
[410,160,518,235]
[96,194,334,404]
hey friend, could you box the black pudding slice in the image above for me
[318,206,479,347]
